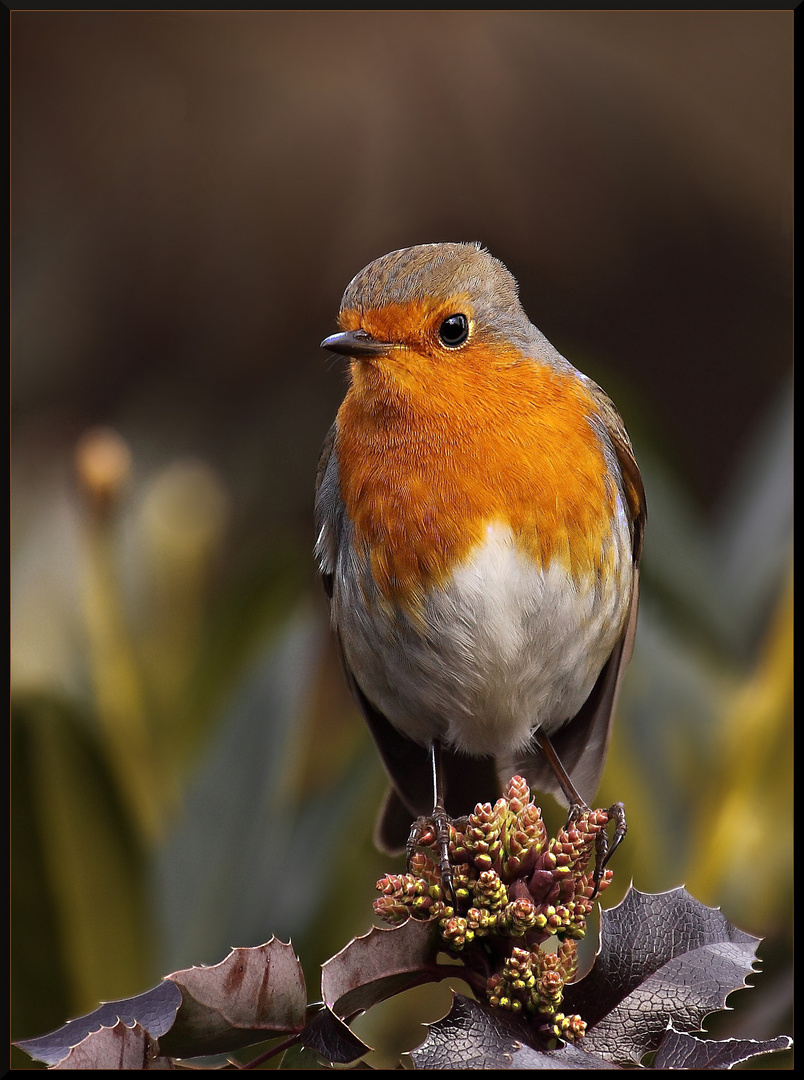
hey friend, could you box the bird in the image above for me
[315,242,645,887]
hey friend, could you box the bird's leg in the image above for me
[406,741,457,908]
[533,730,589,819]
[534,731,626,897]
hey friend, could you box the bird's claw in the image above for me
[407,804,457,909]
[565,800,627,899]
[592,801,627,898]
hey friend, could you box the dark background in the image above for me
[11,10,793,1068]
[12,10,792,522]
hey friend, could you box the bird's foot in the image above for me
[407,803,458,909]
[566,800,627,898]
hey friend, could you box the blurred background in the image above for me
[11,10,792,1069]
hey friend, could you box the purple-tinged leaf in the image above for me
[160,937,307,1058]
[563,886,761,1064]
[296,1003,371,1065]
[321,918,442,1020]
[410,994,620,1070]
[50,1021,174,1070]
[15,980,182,1066]
[652,1023,792,1070]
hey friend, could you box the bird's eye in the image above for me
[438,313,470,348]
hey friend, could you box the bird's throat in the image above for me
[336,360,620,606]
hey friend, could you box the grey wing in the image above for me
[588,382,647,563]
[314,422,341,599]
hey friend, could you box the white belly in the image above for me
[334,520,633,758]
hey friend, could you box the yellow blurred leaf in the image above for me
[686,564,793,928]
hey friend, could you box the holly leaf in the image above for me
[321,918,442,1020]
[15,938,307,1067]
[295,1003,372,1066]
[411,994,621,1070]
[651,1023,792,1070]
[13,888,791,1069]
[410,886,790,1071]
[50,1021,175,1070]
[160,938,307,1057]
[562,885,762,1064]
[14,981,182,1066]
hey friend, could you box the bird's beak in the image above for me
[320,329,392,358]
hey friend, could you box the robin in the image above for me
[315,242,645,889]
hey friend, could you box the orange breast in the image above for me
[335,343,619,606]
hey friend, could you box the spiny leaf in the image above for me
[410,994,619,1070]
[16,939,308,1067]
[14,887,791,1069]
[14,981,182,1066]
[51,1021,174,1071]
[652,1023,792,1070]
[296,1004,371,1066]
[563,885,761,1064]
[159,938,307,1057]
[321,918,442,1020]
